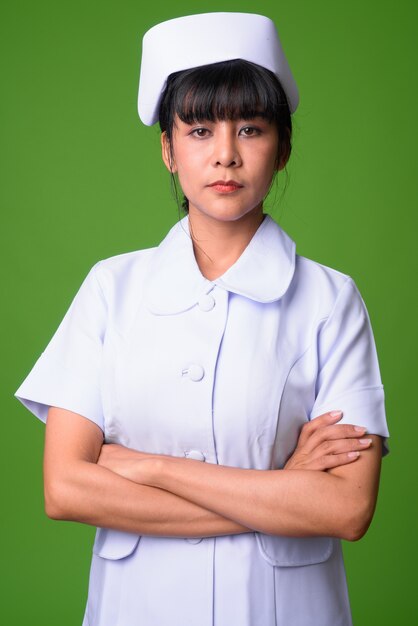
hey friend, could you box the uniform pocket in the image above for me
[255,532,334,567]
[92,527,142,560]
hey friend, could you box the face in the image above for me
[161,114,286,224]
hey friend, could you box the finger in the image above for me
[302,423,368,453]
[298,411,344,446]
[309,450,362,471]
[316,437,373,457]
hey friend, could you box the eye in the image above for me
[190,127,210,138]
[239,126,261,137]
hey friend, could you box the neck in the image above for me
[187,205,265,281]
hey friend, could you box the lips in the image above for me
[208,180,244,192]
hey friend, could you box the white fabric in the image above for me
[138,12,299,125]
[15,214,389,626]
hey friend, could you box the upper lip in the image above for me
[208,180,243,187]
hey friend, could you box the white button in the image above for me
[187,364,205,381]
[185,537,203,544]
[185,450,206,462]
[198,294,215,312]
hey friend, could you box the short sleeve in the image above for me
[14,262,107,432]
[309,277,390,455]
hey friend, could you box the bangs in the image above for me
[160,59,290,130]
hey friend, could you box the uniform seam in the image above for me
[91,261,108,311]
[316,276,355,339]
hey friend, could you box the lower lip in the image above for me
[210,184,243,193]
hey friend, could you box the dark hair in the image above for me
[158,59,292,213]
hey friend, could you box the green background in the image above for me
[1,0,416,623]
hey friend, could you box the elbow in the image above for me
[341,521,369,542]
[339,499,375,542]
[44,501,63,520]
[44,479,71,520]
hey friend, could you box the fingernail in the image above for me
[359,438,372,445]
[354,426,367,432]
[348,451,360,458]
[330,410,343,417]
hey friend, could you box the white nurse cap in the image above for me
[137,12,299,126]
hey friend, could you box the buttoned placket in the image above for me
[179,285,228,547]
[162,284,228,626]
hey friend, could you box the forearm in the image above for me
[46,460,252,538]
[144,453,379,541]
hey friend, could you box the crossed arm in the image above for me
[44,407,382,542]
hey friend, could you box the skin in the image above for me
[45,407,381,540]
[43,114,383,541]
[161,115,286,280]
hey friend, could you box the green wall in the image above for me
[2,0,416,623]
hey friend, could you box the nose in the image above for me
[212,126,242,167]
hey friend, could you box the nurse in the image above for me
[15,12,389,626]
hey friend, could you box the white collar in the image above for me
[143,213,296,315]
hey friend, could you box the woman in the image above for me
[15,12,389,626]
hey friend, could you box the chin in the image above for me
[189,202,263,223]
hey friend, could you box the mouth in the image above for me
[208,180,244,193]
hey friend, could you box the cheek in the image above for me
[254,151,279,182]
[176,159,192,183]
[175,162,198,197]
[250,140,279,172]
[267,148,280,176]
[175,149,204,186]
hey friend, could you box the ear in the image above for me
[277,151,290,171]
[276,127,291,172]
[161,132,177,173]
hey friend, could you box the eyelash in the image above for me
[191,128,210,138]
[240,126,261,137]
[190,126,261,138]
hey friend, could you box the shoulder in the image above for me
[295,253,352,292]
[94,246,157,277]
[266,216,360,321]
[88,246,158,302]
[290,253,361,322]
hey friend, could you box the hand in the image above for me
[284,411,372,471]
[97,443,155,483]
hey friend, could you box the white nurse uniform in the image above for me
[15,213,389,626]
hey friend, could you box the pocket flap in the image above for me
[255,532,334,567]
[92,527,141,560]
